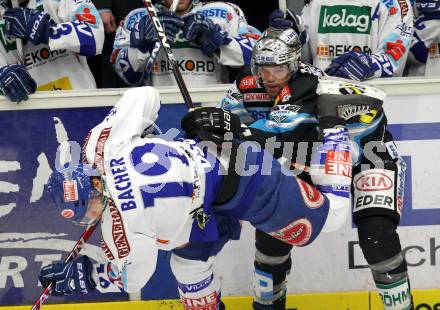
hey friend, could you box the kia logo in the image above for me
[355,172,393,191]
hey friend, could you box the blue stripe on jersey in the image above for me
[114,48,144,86]
[72,20,96,56]
[140,182,193,208]
[234,36,253,65]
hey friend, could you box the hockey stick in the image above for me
[278,0,287,13]
[143,0,179,86]
[30,223,99,310]
[142,0,194,109]
[10,0,25,65]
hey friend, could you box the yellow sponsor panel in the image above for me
[3,290,440,310]
[371,289,440,310]
[285,291,369,310]
[0,293,368,310]
[37,76,73,91]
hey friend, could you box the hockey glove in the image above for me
[268,9,307,45]
[221,91,255,125]
[416,0,440,18]
[0,64,36,103]
[325,51,376,81]
[181,107,242,145]
[130,12,184,53]
[4,8,54,45]
[39,256,96,296]
[183,13,231,57]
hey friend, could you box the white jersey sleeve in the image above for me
[45,0,104,56]
[111,8,152,86]
[198,2,260,67]
[93,201,159,293]
[82,86,160,168]
[83,86,206,293]
[302,0,414,78]
[407,15,440,76]
[370,0,414,78]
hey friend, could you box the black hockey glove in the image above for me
[181,107,243,145]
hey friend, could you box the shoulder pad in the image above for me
[122,8,147,31]
[316,79,386,102]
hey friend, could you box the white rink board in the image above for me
[215,92,440,295]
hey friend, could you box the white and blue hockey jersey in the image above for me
[0,0,104,90]
[80,87,343,294]
[407,14,440,76]
[111,1,260,86]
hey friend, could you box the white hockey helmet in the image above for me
[251,27,302,79]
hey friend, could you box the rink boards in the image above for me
[2,290,440,309]
[0,84,440,308]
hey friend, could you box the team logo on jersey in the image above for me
[270,104,301,123]
[385,39,407,61]
[318,5,372,34]
[270,218,313,246]
[191,206,210,230]
[74,5,99,26]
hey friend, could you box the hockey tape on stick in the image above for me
[278,0,287,13]
[170,0,179,14]
[142,0,179,80]
[10,0,25,65]
[142,0,194,109]
[30,222,99,310]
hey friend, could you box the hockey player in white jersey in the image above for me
[38,86,355,309]
[111,0,260,86]
[0,0,104,102]
[406,0,440,76]
[269,0,414,81]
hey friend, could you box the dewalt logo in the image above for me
[318,5,372,34]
